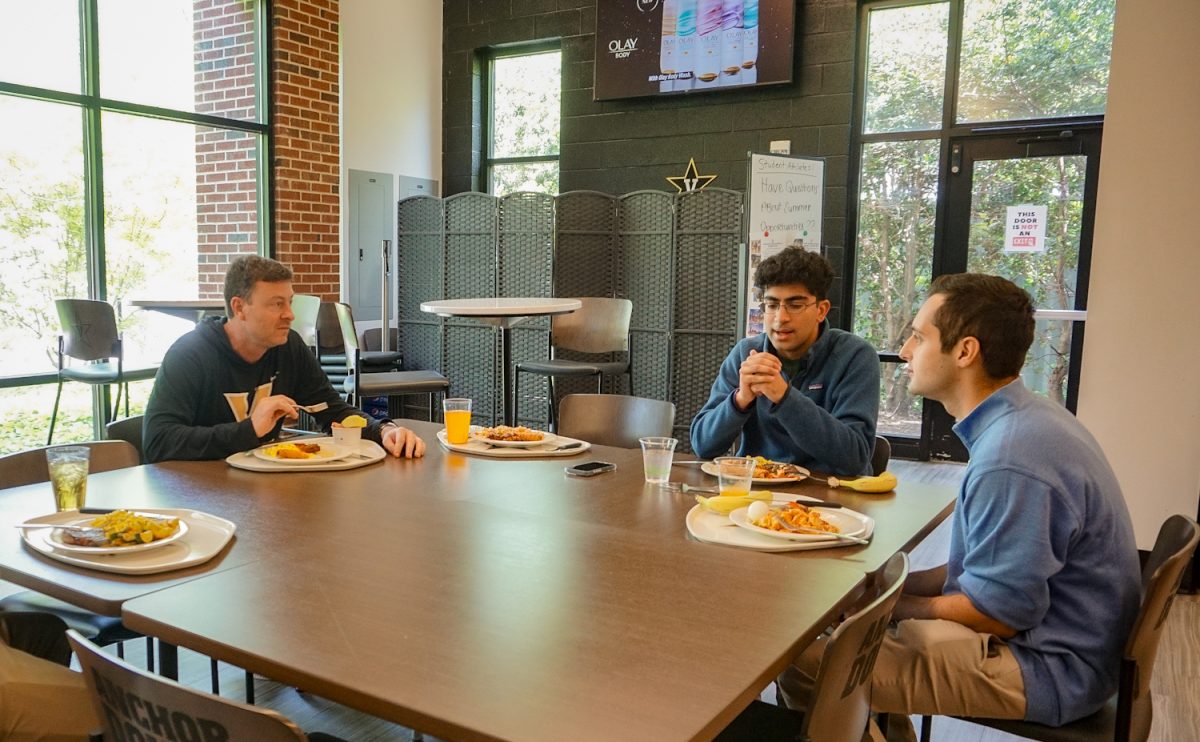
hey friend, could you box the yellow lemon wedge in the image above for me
[340,414,368,428]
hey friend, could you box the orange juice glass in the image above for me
[715,456,756,497]
[443,398,472,444]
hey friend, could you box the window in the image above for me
[485,47,562,196]
[0,0,269,452]
[848,0,1116,452]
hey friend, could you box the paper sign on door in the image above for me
[1004,205,1048,253]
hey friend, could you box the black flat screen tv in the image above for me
[594,0,796,101]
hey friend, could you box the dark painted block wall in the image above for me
[441,0,857,325]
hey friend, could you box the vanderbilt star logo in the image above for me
[667,158,717,193]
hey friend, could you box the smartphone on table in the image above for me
[564,461,616,477]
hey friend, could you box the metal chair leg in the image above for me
[513,369,521,427]
[920,714,932,742]
[211,658,220,694]
[47,380,64,445]
[245,670,255,704]
[547,375,557,432]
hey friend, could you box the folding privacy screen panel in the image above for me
[395,188,744,452]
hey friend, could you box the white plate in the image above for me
[19,508,236,575]
[470,427,555,448]
[228,439,386,473]
[252,437,352,464]
[684,494,874,553]
[37,513,189,555]
[700,460,810,484]
[728,506,867,542]
[438,429,589,458]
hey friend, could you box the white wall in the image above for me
[339,0,442,316]
[1077,0,1200,547]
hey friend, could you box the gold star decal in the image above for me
[666,158,717,193]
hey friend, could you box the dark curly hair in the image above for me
[929,273,1034,379]
[224,255,293,316]
[753,247,834,300]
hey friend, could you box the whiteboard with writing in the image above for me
[743,153,825,336]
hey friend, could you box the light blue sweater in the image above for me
[946,379,1141,725]
[689,323,880,475]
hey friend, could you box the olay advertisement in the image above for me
[594,0,796,101]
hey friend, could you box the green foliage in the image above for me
[854,0,1115,425]
[491,51,561,195]
[0,154,169,371]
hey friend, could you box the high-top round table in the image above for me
[131,299,225,324]
[420,298,582,426]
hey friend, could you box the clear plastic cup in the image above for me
[715,456,756,497]
[639,437,678,484]
[46,445,89,511]
[443,398,473,444]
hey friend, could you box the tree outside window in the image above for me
[487,49,561,196]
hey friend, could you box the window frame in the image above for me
[0,0,272,409]
[844,0,1110,460]
[480,41,562,196]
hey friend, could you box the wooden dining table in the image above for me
[0,421,956,741]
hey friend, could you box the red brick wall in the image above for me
[194,0,261,298]
[271,0,341,299]
[192,0,342,300]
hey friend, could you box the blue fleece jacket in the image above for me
[689,323,880,475]
[946,379,1141,726]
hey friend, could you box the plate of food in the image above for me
[701,456,810,483]
[29,510,189,555]
[728,501,866,542]
[472,425,556,448]
[252,440,352,464]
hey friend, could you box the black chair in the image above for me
[557,394,675,448]
[919,514,1199,742]
[871,436,891,476]
[105,414,145,464]
[514,297,633,430]
[316,302,401,389]
[68,630,348,742]
[333,302,448,421]
[716,552,910,742]
[47,299,159,444]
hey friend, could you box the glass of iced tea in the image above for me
[442,398,473,444]
[46,445,90,511]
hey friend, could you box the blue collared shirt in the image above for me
[945,379,1141,725]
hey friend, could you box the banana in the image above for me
[824,471,898,493]
[694,491,772,514]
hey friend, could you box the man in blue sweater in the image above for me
[834,274,1140,740]
[689,247,880,474]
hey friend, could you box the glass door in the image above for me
[926,127,1102,460]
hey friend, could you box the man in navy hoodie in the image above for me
[690,247,880,474]
[144,255,425,463]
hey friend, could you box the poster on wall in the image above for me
[743,152,824,337]
[1003,204,1048,253]
[594,0,797,101]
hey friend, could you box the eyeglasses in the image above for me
[760,299,818,314]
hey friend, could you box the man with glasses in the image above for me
[690,247,880,474]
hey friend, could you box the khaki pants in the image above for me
[779,619,1026,742]
[0,640,99,741]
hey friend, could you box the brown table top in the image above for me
[1,421,956,740]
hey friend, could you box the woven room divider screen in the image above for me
[395,188,744,452]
